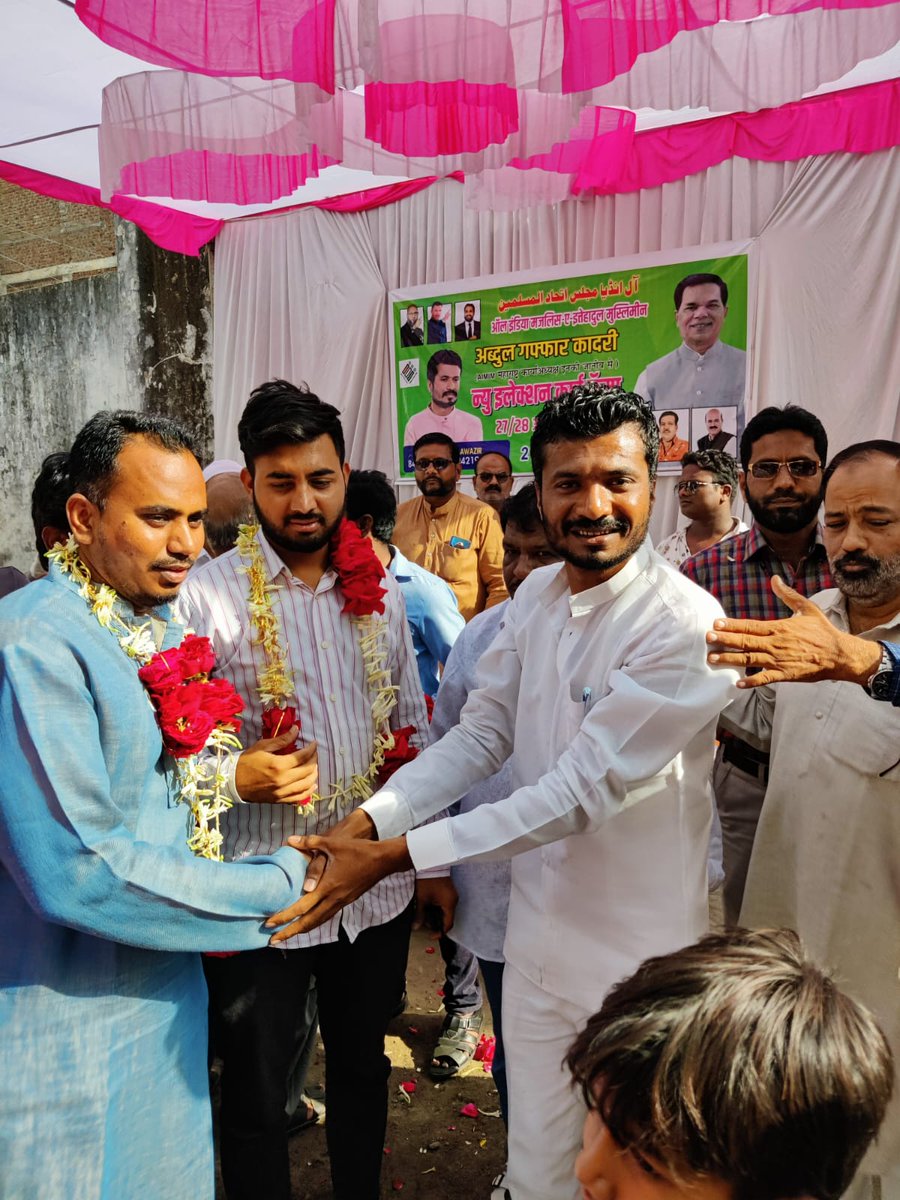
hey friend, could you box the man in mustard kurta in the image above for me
[393,433,507,622]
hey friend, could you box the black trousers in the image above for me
[204,902,413,1200]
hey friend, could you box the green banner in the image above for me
[391,252,748,478]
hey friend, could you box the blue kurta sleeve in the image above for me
[0,625,307,953]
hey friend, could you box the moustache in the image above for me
[284,512,325,525]
[152,557,194,569]
[563,518,629,536]
[834,553,879,573]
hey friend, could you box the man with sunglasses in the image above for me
[394,433,507,622]
[472,450,514,513]
[656,449,746,568]
[682,405,832,924]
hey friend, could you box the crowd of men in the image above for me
[0,379,898,1200]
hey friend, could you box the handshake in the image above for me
[235,749,456,945]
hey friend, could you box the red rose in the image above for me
[178,634,216,680]
[138,649,184,695]
[330,519,386,616]
[424,694,434,723]
[261,706,298,753]
[378,725,419,786]
[200,678,244,732]
[155,682,217,757]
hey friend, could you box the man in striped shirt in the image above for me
[180,381,436,1200]
[681,404,832,924]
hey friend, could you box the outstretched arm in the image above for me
[706,575,883,688]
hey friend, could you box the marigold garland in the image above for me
[236,520,417,814]
[47,536,243,860]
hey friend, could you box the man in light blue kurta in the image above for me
[0,412,309,1200]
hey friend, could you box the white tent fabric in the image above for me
[213,149,900,542]
[2,0,899,221]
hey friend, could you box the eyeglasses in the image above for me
[414,457,453,472]
[674,480,720,495]
[476,471,510,483]
[748,458,821,480]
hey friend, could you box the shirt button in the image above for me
[696,390,702,396]
[329,693,337,702]
[320,639,330,649]
[814,711,824,719]
[339,746,346,756]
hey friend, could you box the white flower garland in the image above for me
[48,536,241,860]
[236,523,400,814]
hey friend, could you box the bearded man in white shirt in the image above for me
[265,382,739,1200]
[714,439,900,1198]
[179,381,439,1200]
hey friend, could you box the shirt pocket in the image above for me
[825,687,900,779]
[438,544,476,585]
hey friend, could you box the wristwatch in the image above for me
[865,642,895,701]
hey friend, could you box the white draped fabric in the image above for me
[213,147,900,540]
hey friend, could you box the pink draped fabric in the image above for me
[0,160,222,256]
[559,0,899,90]
[116,148,337,204]
[610,77,900,193]
[100,72,343,203]
[75,0,340,86]
[364,81,520,155]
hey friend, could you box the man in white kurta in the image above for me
[272,385,739,1200]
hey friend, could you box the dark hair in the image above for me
[566,928,893,1200]
[531,382,659,483]
[68,410,197,509]
[238,380,345,474]
[346,469,397,544]
[499,483,541,533]
[426,349,462,384]
[739,405,828,472]
[31,451,72,566]
[674,273,727,309]
[680,449,739,493]
[658,411,679,425]
[474,450,512,475]
[822,439,900,495]
[412,432,460,464]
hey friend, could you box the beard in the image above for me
[544,513,649,575]
[832,550,900,600]
[418,476,455,501]
[745,489,822,534]
[254,498,344,555]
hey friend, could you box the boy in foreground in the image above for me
[567,928,893,1200]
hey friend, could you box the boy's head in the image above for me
[567,928,893,1200]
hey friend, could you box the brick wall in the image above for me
[0,181,116,289]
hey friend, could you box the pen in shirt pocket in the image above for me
[582,686,592,714]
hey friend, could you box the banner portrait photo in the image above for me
[390,245,751,480]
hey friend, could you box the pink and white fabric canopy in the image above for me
[2,0,899,254]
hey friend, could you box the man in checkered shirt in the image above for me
[681,404,832,924]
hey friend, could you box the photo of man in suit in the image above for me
[455,302,481,342]
[400,304,424,348]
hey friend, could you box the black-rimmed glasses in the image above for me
[476,471,510,483]
[414,457,453,471]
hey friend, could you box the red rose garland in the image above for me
[138,635,243,759]
[238,518,419,810]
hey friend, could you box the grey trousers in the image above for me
[713,743,769,927]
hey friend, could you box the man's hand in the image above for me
[266,834,413,941]
[234,728,318,804]
[414,876,458,935]
[300,806,378,894]
[706,575,882,688]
